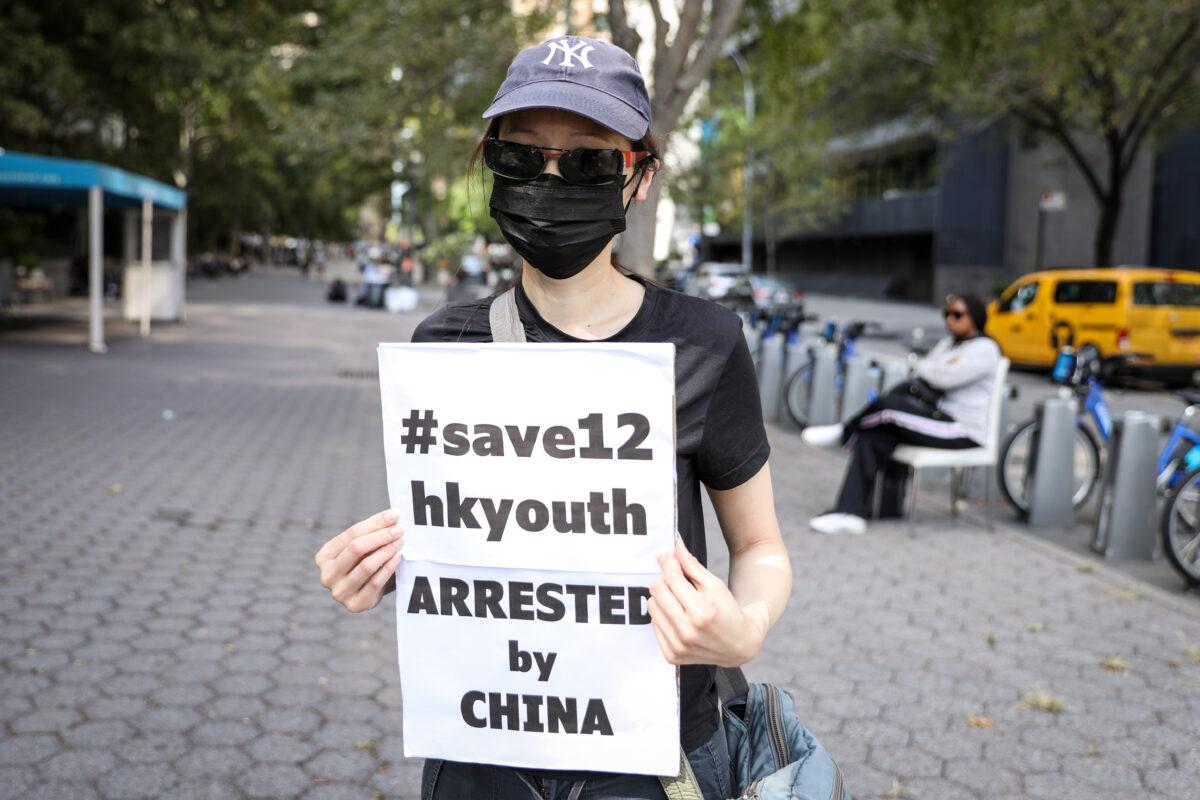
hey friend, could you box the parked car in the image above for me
[987,266,1200,384]
[684,262,754,308]
[749,274,806,311]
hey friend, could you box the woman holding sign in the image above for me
[315,35,792,800]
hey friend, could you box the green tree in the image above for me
[0,0,551,256]
[670,2,862,271]
[891,0,1200,266]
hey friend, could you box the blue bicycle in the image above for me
[783,321,880,429]
[1155,397,1200,585]
[998,347,1200,583]
[998,347,1110,516]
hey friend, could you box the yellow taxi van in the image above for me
[986,267,1200,383]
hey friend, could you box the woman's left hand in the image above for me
[647,538,765,667]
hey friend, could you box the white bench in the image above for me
[891,358,1011,535]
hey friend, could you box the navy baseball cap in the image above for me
[483,36,652,141]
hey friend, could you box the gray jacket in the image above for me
[914,335,1002,445]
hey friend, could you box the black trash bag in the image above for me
[326,279,347,303]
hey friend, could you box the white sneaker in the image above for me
[809,513,868,536]
[801,423,844,448]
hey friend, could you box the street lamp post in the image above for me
[729,50,755,275]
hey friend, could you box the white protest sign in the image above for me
[377,343,677,574]
[395,560,677,774]
[377,342,679,774]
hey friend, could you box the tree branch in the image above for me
[607,0,641,58]
[1120,20,1199,145]
[1024,96,1108,202]
[1120,47,1200,180]
[645,0,670,89]
[656,0,703,92]
[659,0,745,132]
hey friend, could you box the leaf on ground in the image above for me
[1019,689,1066,714]
[1025,622,1046,633]
[884,778,905,798]
[1186,644,1200,664]
[1100,656,1129,673]
[1083,742,1101,757]
[967,714,995,729]
[355,740,378,756]
[1075,564,1095,573]
[104,483,124,495]
[1166,659,1182,669]
[1113,587,1143,601]
[986,631,997,648]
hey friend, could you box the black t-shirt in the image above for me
[410,275,770,769]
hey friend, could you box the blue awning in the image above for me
[0,150,186,211]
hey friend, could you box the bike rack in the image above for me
[807,344,839,427]
[744,324,762,362]
[1027,397,1078,528]
[840,354,873,423]
[879,361,909,395]
[758,333,786,423]
[1091,412,1160,560]
[781,339,808,430]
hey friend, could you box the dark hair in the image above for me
[951,293,989,333]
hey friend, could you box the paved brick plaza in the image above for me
[2,269,1199,799]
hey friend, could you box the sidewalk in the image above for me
[1,269,1198,799]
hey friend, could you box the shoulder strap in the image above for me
[661,666,748,800]
[659,748,705,800]
[715,666,749,702]
[488,288,526,343]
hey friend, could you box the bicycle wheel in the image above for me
[1160,465,1200,586]
[998,418,1103,517]
[784,362,814,429]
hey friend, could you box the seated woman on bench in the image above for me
[804,294,1000,536]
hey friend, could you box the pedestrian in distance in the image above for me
[805,294,1001,535]
[314,35,793,800]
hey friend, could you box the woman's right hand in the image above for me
[315,509,404,612]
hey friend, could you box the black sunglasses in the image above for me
[484,137,652,186]
[943,309,966,320]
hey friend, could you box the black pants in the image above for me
[834,390,978,518]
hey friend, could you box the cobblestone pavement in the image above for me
[2,269,1199,800]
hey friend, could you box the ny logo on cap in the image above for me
[542,39,595,69]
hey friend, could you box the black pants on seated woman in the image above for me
[833,386,977,525]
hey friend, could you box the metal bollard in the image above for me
[1027,397,1078,528]
[1092,412,1160,559]
[879,360,909,395]
[806,344,839,427]
[758,333,785,423]
[744,325,762,365]
[840,354,873,422]
[999,383,1016,438]
[780,339,808,429]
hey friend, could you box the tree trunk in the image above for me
[764,202,777,276]
[607,0,747,275]
[1093,193,1121,268]
[1093,134,1125,268]
[618,174,664,273]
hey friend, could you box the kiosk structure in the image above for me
[0,150,187,353]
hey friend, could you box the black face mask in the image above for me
[489,172,639,280]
